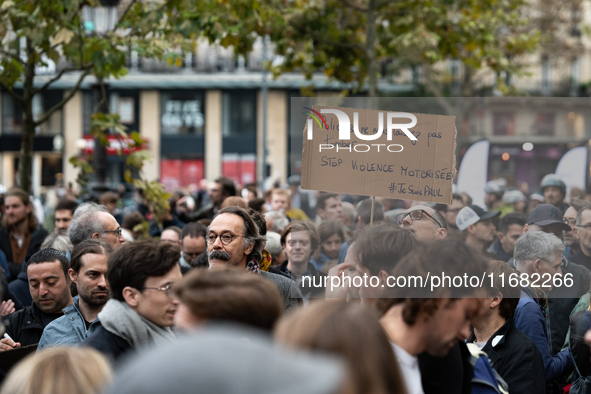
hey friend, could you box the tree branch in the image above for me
[0,82,24,105]
[78,18,85,68]
[342,0,367,12]
[34,68,92,127]
[115,0,138,28]
[299,26,365,51]
[33,65,91,95]
[0,49,25,65]
[421,63,455,115]
[375,0,390,9]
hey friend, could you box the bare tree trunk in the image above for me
[18,38,35,193]
[366,0,378,97]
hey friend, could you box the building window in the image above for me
[82,90,93,134]
[2,90,63,135]
[1,92,23,135]
[160,91,205,135]
[83,90,140,135]
[41,156,63,186]
[109,91,139,134]
[222,90,256,136]
[492,112,515,136]
[535,113,554,136]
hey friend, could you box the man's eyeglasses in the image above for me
[576,223,591,230]
[141,283,174,297]
[564,218,576,226]
[205,233,243,245]
[102,228,122,237]
[396,210,443,228]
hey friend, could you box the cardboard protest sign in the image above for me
[301,106,457,204]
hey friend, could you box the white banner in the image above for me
[457,140,490,208]
[555,146,587,202]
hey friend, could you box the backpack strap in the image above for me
[569,329,583,379]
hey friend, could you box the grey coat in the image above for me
[260,271,302,312]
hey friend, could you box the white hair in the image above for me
[68,202,110,247]
[514,231,565,264]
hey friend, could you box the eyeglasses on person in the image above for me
[102,228,122,237]
[141,283,174,297]
[205,233,244,245]
[396,210,443,228]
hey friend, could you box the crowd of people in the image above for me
[0,172,590,393]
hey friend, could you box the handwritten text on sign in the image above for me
[300,106,457,203]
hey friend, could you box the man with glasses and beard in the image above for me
[207,206,302,311]
[38,239,112,349]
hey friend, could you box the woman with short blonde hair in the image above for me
[0,347,112,394]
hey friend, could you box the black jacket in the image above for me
[0,226,48,280]
[83,325,132,362]
[469,317,545,394]
[548,259,591,354]
[418,342,473,394]
[278,261,326,300]
[570,250,591,272]
[3,303,63,346]
[7,266,31,307]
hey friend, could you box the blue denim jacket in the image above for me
[37,296,101,350]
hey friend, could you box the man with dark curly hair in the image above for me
[84,240,182,362]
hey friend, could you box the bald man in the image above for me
[396,205,447,242]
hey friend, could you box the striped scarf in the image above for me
[245,258,261,274]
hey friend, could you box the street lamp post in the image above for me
[88,79,110,199]
[83,0,119,201]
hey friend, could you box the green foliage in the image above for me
[266,0,541,96]
[87,107,169,226]
[133,178,172,228]
[68,155,93,196]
